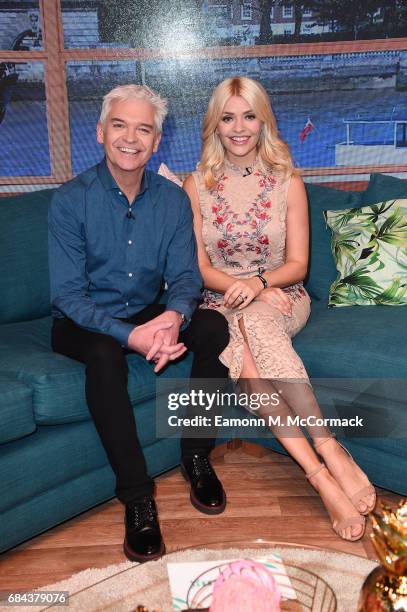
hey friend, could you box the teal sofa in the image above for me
[1,173,406,553]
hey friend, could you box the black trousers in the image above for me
[52,305,229,504]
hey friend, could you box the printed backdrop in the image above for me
[1,0,407,178]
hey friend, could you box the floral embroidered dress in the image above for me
[192,159,311,382]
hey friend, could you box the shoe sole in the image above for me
[180,464,227,515]
[123,539,165,563]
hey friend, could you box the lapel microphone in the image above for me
[242,166,253,177]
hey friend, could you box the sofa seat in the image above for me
[0,317,193,426]
[0,415,184,516]
[292,301,407,470]
[294,301,407,379]
[0,374,35,444]
[0,426,181,549]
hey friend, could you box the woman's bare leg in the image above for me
[237,319,364,540]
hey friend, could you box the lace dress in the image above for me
[193,159,311,382]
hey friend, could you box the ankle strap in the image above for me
[305,463,326,480]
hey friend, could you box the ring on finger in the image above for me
[239,293,245,302]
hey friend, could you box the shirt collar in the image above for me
[97,158,149,198]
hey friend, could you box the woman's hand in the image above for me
[224,277,263,310]
[256,287,292,316]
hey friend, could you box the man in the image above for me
[48,84,229,562]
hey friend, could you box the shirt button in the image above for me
[118,191,123,196]
[128,240,132,245]
[128,272,133,277]
[125,302,129,306]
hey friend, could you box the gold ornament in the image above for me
[358,498,407,611]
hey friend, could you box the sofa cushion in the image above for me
[362,173,407,206]
[325,199,407,306]
[0,374,35,444]
[0,189,55,324]
[0,418,181,516]
[0,317,193,425]
[293,300,407,378]
[304,183,363,302]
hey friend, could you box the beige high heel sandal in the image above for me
[306,463,366,542]
[314,436,376,515]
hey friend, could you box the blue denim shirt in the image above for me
[48,159,202,347]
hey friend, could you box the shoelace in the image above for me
[191,455,214,478]
[130,498,156,528]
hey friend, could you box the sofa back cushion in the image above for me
[362,173,407,205]
[304,183,363,301]
[0,189,55,324]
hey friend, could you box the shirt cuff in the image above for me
[165,302,195,327]
[108,320,135,347]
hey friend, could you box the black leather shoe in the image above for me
[181,454,226,515]
[123,496,165,562]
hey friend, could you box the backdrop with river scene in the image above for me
[1,1,407,182]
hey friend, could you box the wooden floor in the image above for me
[0,442,402,591]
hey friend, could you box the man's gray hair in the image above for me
[99,84,168,133]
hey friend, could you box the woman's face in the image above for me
[216,95,263,166]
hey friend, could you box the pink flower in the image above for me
[212,206,219,213]
[258,235,269,245]
[227,249,234,255]
[218,239,229,249]
[226,222,233,232]
[257,212,268,220]
[251,220,257,228]
[255,246,261,254]
[216,216,225,225]
[261,200,271,208]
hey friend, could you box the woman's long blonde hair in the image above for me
[199,76,298,189]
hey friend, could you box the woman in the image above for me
[183,76,376,541]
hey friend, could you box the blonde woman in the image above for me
[183,76,376,541]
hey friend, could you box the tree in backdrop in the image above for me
[310,0,396,38]
[256,0,407,42]
[381,0,407,32]
[98,0,204,48]
[257,0,274,43]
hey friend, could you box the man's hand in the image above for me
[127,311,186,373]
[150,310,183,348]
[146,310,186,372]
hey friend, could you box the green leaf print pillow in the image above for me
[324,199,407,306]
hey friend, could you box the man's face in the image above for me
[96,98,161,176]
